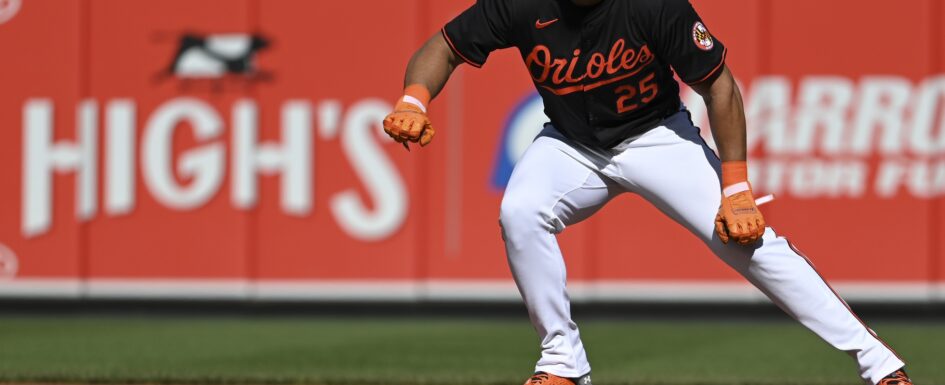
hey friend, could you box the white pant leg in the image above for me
[610,112,904,385]
[500,129,621,378]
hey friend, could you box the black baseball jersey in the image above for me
[442,0,726,149]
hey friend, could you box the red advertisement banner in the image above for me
[0,0,941,301]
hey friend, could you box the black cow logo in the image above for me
[156,33,272,90]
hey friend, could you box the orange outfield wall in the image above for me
[0,0,942,301]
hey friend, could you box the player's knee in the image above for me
[499,194,531,229]
[499,193,546,239]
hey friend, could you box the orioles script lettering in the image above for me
[525,39,655,96]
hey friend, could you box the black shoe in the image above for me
[574,373,592,385]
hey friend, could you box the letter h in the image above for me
[22,99,97,237]
[232,99,312,215]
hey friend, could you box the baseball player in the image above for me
[381,0,914,384]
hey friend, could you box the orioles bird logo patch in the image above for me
[692,21,714,51]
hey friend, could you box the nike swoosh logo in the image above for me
[535,18,558,29]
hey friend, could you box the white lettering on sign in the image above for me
[680,74,945,200]
[331,99,407,241]
[20,74,945,239]
[143,97,225,210]
[0,243,19,279]
[850,77,910,155]
[22,100,97,237]
[106,100,136,215]
[0,0,21,25]
[20,97,405,241]
[232,99,312,215]
[909,76,945,155]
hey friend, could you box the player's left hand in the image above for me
[715,188,766,245]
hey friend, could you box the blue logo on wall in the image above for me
[490,92,549,191]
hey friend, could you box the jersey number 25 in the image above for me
[615,72,658,114]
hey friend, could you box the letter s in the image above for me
[331,99,407,241]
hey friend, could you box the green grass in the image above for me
[0,316,942,385]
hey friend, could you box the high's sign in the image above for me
[19,98,405,241]
[0,0,942,302]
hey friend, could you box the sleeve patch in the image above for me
[691,21,715,51]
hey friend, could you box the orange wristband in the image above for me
[721,161,748,189]
[401,84,431,112]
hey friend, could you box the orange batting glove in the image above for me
[382,84,435,148]
[715,161,766,245]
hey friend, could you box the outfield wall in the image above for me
[1,0,944,302]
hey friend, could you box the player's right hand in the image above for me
[384,84,435,147]
[382,101,435,146]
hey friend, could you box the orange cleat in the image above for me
[523,372,592,385]
[878,369,914,385]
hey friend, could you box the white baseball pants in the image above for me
[498,110,904,385]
